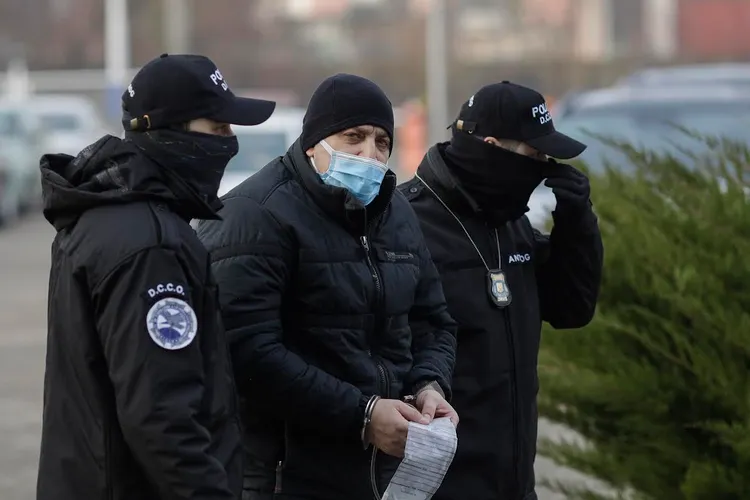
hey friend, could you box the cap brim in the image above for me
[525,130,587,160]
[211,97,276,126]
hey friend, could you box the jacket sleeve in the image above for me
[197,196,367,441]
[405,233,458,400]
[534,206,604,329]
[92,246,234,500]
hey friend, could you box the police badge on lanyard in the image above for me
[487,270,512,308]
[414,175,514,309]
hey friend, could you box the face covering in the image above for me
[313,139,388,206]
[127,128,239,211]
[445,132,546,222]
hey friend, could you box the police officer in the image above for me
[196,73,458,500]
[399,81,604,500]
[36,53,276,500]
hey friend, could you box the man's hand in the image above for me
[369,399,426,457]
[543,161,591,213]
[416,389,459,427]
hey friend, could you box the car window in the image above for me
[625,70,750,87]
[38,113,83,132]
[226,132,290,174]
[556,101,750,172]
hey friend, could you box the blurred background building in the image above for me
[2,0,750,214]
[2,0,749,113]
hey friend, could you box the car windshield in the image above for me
[225,131,289,174]
[38,113,82,132]
[555,101,750,172]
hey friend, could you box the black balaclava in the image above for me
[445,130,546,223]
[119,53,275,214]
[126,127,238,213]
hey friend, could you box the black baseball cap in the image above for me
[451,81,586,159]
[122,53,276,131]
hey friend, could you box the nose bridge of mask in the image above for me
[320,139,387,171]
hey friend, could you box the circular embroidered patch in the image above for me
[145,297,198,350]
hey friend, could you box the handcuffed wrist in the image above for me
[360,395,381,449]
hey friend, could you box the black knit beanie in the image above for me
[301,73,394,152]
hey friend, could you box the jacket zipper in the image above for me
[489,226,519,493]
[361,234,389,500]
[503,310,519,492]
[275,460,283,493]
[360,235,389,396]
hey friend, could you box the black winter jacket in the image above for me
[36,136,243,500]
[399,145,603,500]
[196,140,457,500]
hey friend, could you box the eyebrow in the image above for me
[345,126,391,143]
[374,131,391,144]
[347,126,373,134]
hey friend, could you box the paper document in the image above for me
[381,417,458,500]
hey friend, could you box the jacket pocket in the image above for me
[373,248,420,314]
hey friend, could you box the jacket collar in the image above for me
[416,143,524,227]
[415,143,485,216]
[282,139,396,235]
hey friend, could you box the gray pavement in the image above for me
[0,215,54,499]
[0,214,603,500]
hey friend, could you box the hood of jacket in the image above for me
[41,135,216,231]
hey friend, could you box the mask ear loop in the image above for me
[308,140,332,174]
[314,140,338,177]
[319,140,335,155]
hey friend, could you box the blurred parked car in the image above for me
[551,64,750,121]
[0,99,46,224]
[219,107,305,198]
[527,84,750,229]
[616,63,750,90]
[550,86,601,120]
[0,151,21,226]
[23,93,108,156]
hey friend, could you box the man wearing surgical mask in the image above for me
[399,82,604,500]
[196,73,458,500]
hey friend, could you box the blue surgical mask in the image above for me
[313,140,388,206]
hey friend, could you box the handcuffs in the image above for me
[360,381,444,449]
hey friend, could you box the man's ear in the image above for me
[305,147,315,158]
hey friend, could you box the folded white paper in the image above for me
[381,417,458,500]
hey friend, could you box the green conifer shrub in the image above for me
[538,136,750,500]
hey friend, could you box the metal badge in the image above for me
[487,269,512,308]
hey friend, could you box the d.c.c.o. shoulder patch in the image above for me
[145,297,198,350]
